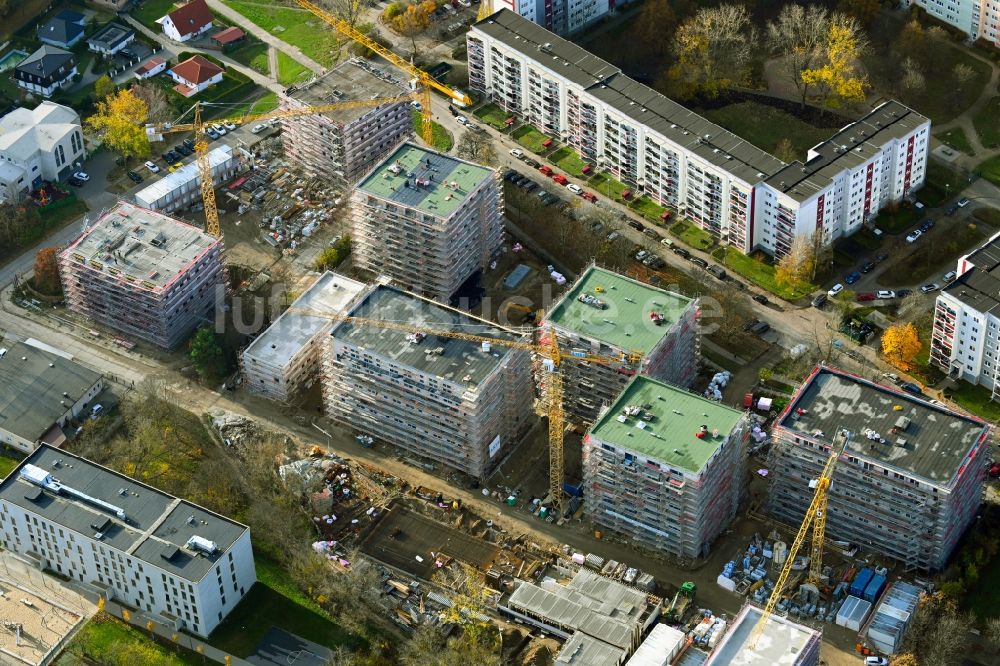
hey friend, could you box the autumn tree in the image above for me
[775,234,816,291]
[323,0,364,27]
[189,325,227,382]
[32,247,61,295]
[94,74,115,100]
[456,130,497,165]
[130,82,173,124]
[393,0,435,56]
[669,4,757,98]
[85,88,150,162]
[801,17,868,108]
[901,57,926,98]
[766,4,832,107]
[881,322,922,370]
[952,63,976,109]
[890,654,919,666]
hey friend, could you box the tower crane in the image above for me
[291,0,473,145]
[290,307,643,516]
[748,428,852,649]
[144,93,417,238]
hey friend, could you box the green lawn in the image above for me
[701,101,840,159]
[222,0,342,67]
[669,219,715,251]
[512,125,551,153]
[872,206,920,234]
[935,127,975,156]
[973,97,1000,149]
[228,41,271,76]
[589,171,630,201]
[132,0,178,30]
[717,247,816,301]
[979,154,1000,188]
[0,452,22,479]
[631,196,669,224]
[210,91,279,120]
[57,613,201,666]
[473,102,512,130]
[411,110,453,152]
[209,554,365,658]
[922,161,968,206]
[549,146,588,177]
[276,51,310,86]
[944,382,1000,422]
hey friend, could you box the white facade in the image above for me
[168,67,223,96]
[0,447,256,637]
[0,102,84,199]
[494,0,616,34]
[905,0,1000,46]
[134,145,239,213]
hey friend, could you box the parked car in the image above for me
[635,249,649,261]
[567,183,583,194]
[210,124,227,136]
[743,319,760,332]
[90,404,104,420]
[509,148,524,159]
[990,462,1000,478]
[672,247,690,259]
[145,160,160,173]
[223,121,237,131]
[828,283,844,298]
[896,288,913,298]
[183,138,195,150]
[860,261,876,273]
[750,321,771,335]
[524,158,540,168]
[162,150,178,163]
[905,230,922,243]
[920,283,941,294]
[957,197,970,208]
[856,292,876,302]
[876,290,895,300]
[552,173,568,185]
[72,171,89,182]
[845,271,861,284]
[627,220,645,232]
[175,144,192,156]
[752,294,769,305]
[582,191,597,201]
[690,257,708,269]
[874,252,889,263]
[126,170,143,184]
[707,265,727,280]
[522,180,538,192]
[66,176,83,187]
[918,219,935,232]
[250,124,267,133]
[168,162,184,172]
[607,231,620,241]
[206,127,220,140]
[643,228,659,239]
[900,382,924,396]
[538,165,553,175]
[647,257,667,270]
[811,293,827,308]
[943,270,957,283]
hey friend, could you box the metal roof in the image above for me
[706,605,819,666]
[555,632,627,666]
[624,623,686,666]
[133,145,233,209]
[866,582,921,655]
[942,230,1000,316]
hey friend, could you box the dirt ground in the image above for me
[0,579,84,665]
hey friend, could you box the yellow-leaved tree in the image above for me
[775,234,817,292]
[85,88,150,162]
[881,321,922,370]
[801,18,868,107]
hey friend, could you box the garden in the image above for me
[222,0,342,67]
[670,220,715,251]
[713,247,817,301]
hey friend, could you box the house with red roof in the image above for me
[134,57,167,80]
[158,0,214,42]
[168,55,224,97]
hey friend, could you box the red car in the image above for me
[582,191,597,202]
[622,189,633,200]
[552,174,568,185]
[542,138,554,148]
[856,292,876,302]
[539,165,553,176]
[990,462,1000,478]
[660,211,671,222]
[581,165,593,174]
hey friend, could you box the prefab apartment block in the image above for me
[544,265,698,426]
[583,375,749,558]
[705,605,820,666]
[767,366,990,571]
[350,143,503,302]
[59,202,225,349]
[279,59,412,188]
[325,284,533,478]
[241,271,367,401]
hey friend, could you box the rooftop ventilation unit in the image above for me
[185,535,219,556]
[20,464,126,521]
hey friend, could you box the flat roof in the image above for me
[61,201,220,292]
[0,342,101,443]
[589,375,744,474]
[243,272,367,367]
[942,230,1000,316]
[283,58,407,125]
[545,265,693,354]
[625,624,686,666]
[134,144,233,207]
[555,632,626,666]
[0,446,248,582]
[706,605,819,666]
[779,366,988,485]
[355,143,495,218]
[331,285,521,386]
[87,22,133,48]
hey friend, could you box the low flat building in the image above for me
[0,101,84,200]
[584,375,749,558]
[133,145,240,213]
[864,581,921,655]
[13,45,77,98]
[211,27,246,48]
[241,271,367,402]
[0,445,256,637]
[543,265,699,425]
[135,57,168,80]
[0,342,104,454]
[624,624,686,666]
[705,605,820,666]
[767,366,991,571]
[87,22,136,56]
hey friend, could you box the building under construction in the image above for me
[324,284,533,478]
[543,265,698,425]
[583,375,749,559]
[241,271,367,401]
[350,143,503,302]
[705,604,821,666]
[767,366,991,571]
[58,201,225,349]
[280,58,412,188]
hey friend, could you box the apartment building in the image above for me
[325,284,534,478]
[543,265,699,425]
[468,10,929,257]
[0,101,84,202]
[59,202,226,349]
[767,366,990,571]
[241,271,367,401]
[930,231,1000,401]
[350,143,503,302]
[583,375,749,559]
[493,0,616,35]
[0,445,255,637]
[279,59,412,187]
[705,605,821,666]
[905,0,1000,47]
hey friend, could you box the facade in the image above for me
[468,10,930,257]
[493,0,616,35]
[168,55,224,97]
[0,446,255,637]
[59,202,226,349]
[159,0,214,42]
[13,45,78,98]
[38,10,86,49]
[241,271,367,401]
[135,57,168,80]
[583,375,749,558]
[280,59,412,188]
[705,605,821,666]
[768,366,991,571]
[0,101,84,202]
[133,145,240,213]
[0,342,104,453]
[905,0,1000,47]
[543,265,699,425]
[87,22,137,56]
[350,143,503,302]
[930,230,1000,401]
[325,284,534,478]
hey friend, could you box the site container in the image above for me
[850,568,874,598]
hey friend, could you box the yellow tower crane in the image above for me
[145,93,418,237]
[290,307,642,516]
[747,428,852,649]
[291,0,473,145]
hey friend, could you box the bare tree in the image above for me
[456,130,498,166]
[901,57,926,98]
[130,82,173,125]
[775,234,816,290]
[321,0,364,27]
[773,138,797,163]
[766,4,831,106]
[671,4,757,97]
[952,63,977,108]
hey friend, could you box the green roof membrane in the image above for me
[546,266,692,354]
[355,143,494,218]
[589,375,743,474]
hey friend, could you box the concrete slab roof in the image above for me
[355,143,495,219]
[588,375,744,475]
[545,265,693,354]
[943,230,1000,316]
[706,605,819,665]
[331,285,522,386]
[0,341,101,444]
[555,632,626,666]
[282,58,408,125]
[62,201,220,292]
[779,366,988,486]
[243,271,367,368]
[0,446,248,582]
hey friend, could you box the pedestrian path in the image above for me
[204,0,326,75]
